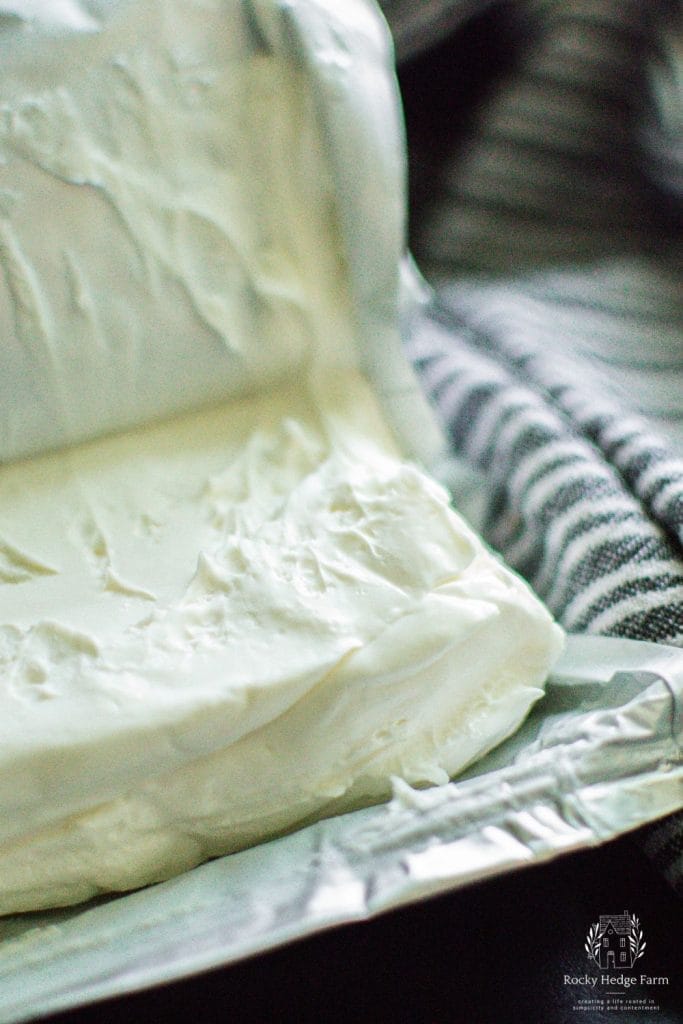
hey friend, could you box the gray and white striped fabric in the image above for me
[389,0,683,890]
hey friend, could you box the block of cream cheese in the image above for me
[0,372,562,914]
[0,0,564,914]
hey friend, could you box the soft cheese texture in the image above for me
[0,0,428,464]
[0,0,563,915]
[0,371,563,914]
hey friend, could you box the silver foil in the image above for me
[0,635,681,1023]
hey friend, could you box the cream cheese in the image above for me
[0,0,563,915]
[0,370,563,914]
[0,0,367,462]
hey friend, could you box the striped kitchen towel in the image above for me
[388,0,683,889]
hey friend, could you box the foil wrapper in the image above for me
[0,635,681,1023]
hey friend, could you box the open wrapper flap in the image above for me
[0,634,681,1023]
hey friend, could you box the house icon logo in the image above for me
[585,911,646,970]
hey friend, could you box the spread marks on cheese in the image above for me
[0,372,563,914]
[0,0,564,916]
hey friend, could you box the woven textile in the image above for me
[391,0,683,890]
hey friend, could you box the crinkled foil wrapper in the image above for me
[0,636,681,1023]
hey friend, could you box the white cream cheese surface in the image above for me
[0,0,563,915]
[0,371,563,914]
[0,0,397,462]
